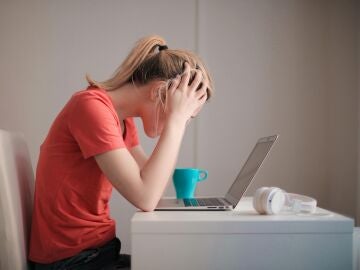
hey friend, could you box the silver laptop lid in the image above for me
[225,135,278,206]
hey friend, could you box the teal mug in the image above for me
[172,168,208,199]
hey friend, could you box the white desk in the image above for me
[131,197,353,270]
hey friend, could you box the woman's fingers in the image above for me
[198,91,208,105]
[194,82,208,100]
[168,75,181,94]
[177,62,191,90]
[189,70,203,92]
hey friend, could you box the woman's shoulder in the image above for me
[72,86,108,100]
[70,87,114,107]
[66,87,114,115]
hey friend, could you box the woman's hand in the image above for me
[165,62,208,125]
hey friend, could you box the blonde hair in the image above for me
[86,35,214,100]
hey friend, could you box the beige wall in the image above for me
[196,0,359,220]
[325,0,358,219]
[358,0,360,225]
[0,0,358,253]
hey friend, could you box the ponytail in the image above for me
[86,35,166,91]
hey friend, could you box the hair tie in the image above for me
[158,45,168,51]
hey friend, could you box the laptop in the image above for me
[155,135,278,211]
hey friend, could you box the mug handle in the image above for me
[198,170,208,182]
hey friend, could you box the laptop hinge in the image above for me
[221,197,234,206]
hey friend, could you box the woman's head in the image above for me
[86,35,214,100]
[86,35,214,137]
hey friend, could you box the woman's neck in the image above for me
[105,83,143,122]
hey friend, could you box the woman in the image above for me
[29,35,214,269]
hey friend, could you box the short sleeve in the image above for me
[68,94,125,159]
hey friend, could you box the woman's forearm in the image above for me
[140,118,186,210]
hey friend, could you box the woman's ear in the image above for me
[149,87,159,102]
[149,81,166,103]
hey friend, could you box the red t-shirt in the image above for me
[29,87,139,263]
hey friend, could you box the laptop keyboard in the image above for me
[183,198,224,207]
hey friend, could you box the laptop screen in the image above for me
[226,136,277,204]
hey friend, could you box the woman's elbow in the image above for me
[139,206,155,212]
[137,202,156,212]
[135,197,158,212]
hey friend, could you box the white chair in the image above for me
[0,129,34,270]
